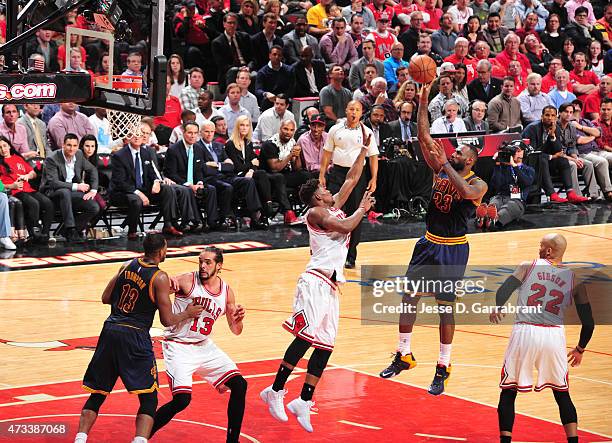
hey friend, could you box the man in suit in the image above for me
[255,46,294,110]
[468,59,503,103]
[163,122,222,230]
[463,100,490,132]
[211,12,254,90]
[18,104,50,159]
[197,120,266,229]
[109,131,183,240]
[477,13,509,56]
[251,13,284,71]
[389,101,418,147]
[282,16,321,65]
[364,105,392,154]
[292,46,327,98]
[40,133,99,241]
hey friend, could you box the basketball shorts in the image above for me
[83,322,158,395]
[163,339,240,394]
[283,270,339,351]
[500,323,569,392]
[405,236,470,303]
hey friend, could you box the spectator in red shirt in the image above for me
[444,37,477,82]
[495,33,531,78]
[509,60,526,96]
[154,77,183,146]
[368,0,394,23]
[57,31,86,71]
[569,52,600,100]
[583,76,612,121]
[515,12,541,45]
[593,98,612,154]
[419,0,443,33]
[174,0,214,77]
[541,58,574,93]
[0,136,54,243]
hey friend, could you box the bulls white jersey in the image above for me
[165,272,228,343]
[515,259,575,326]
[305,207,350,283]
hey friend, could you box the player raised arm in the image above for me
[567,280,594,367]
[309,190,375,234]
[226,287,245,335]
[490,261,531,324]
[417,83,443,172]
[333,137,371,209]
[154,271,203,327]
[428,139,488,200]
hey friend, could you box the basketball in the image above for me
[409,55,438,84]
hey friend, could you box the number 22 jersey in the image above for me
[165,272,228,343]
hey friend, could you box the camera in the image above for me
[497,139,532,164]
[382,137,413,160]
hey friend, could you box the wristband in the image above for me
[575,346,585,354]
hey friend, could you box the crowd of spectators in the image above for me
[0,0,611,251]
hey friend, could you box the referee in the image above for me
[319,100,379,268]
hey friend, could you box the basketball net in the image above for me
[97,75,144,140]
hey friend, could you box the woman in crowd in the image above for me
[262,0,286,34]
[58,31,86,71]
[453,64,469,102]
[561,38,576,71]
[393,80,419,121]
[238,0,260,35]
[95,52,110,77]
[0,181,16,250]
[225,115,275,217]
[461,16,481,55]
[539,14,564,57]
[588,40,605,78]
[0,136,53,244]
[168,54,187,98]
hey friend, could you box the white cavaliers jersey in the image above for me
[165,272,228,343]
[515,259,575,326]
[305,207,350,283]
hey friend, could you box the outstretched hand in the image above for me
[419,82,432,106]
[429,139,449,168]
[359,191,375,212]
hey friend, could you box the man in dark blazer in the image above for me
[109,133,183,240]
[251,13,284,71]
[282,16,321,65]
[25,29,59,72]
[163,122,222,230]
[364,105,393,156]
[197,120,266,229]
[467,59,503,102]
[291,46,327,98]
[388,102,418,155]
[40,133,99,241]
[255,46,295,109]
[211,12,255,90]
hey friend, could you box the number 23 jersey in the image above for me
[427,170,482,238]
[165,272,228,343]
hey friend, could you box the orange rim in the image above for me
[95,74,143,90]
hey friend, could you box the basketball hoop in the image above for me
[95,74,144,140]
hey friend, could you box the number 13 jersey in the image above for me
[165,272,228,343]
[515,259,575,326]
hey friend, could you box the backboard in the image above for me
[0,0,166,116]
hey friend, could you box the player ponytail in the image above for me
[203,246,224,264]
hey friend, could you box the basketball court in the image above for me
[0,223,610,442]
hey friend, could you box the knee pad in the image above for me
[172,393,192,412]
[283,337,311,367]
[307,348,332,378]
[497,389,517,432]
[83,393,106,414]
[553,390,577,425]
[137,391,158,418]
[225,375,247,396]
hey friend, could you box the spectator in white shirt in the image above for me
[431,100,468,134]
[253,94,295,143]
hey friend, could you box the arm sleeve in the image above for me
[496,275,522,307]
[576,302,595,349]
